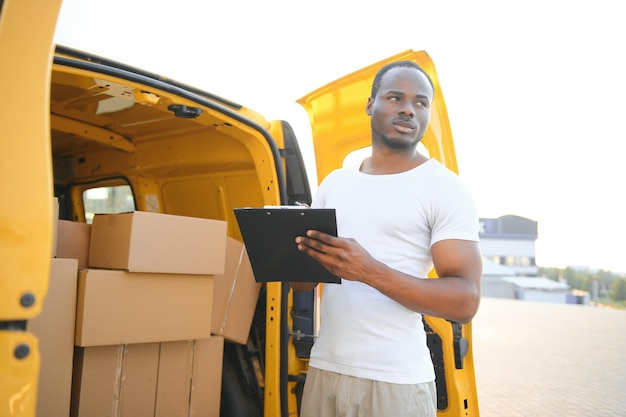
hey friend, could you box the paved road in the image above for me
[471,297,626,417]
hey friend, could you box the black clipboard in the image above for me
[233,207,341,283]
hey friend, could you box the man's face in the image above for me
[366,67,433,150]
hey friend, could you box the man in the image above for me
[290,60,482,417]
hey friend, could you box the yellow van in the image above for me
[0,1,479,416]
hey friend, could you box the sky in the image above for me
[53,0,626,273]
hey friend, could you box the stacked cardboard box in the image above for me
[71,211,227,417]
[28,257,79,417]
[33,208,263,416]
[211,237,262,345]
[33,204,93,417]
[71,337,224,417]
[27,198,79,417]
[57,219,91,268]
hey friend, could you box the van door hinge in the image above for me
[451,321,469,369]
[0,320,26,331]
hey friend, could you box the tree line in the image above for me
[539,266,626,306]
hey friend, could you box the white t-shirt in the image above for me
[308,158,479,384]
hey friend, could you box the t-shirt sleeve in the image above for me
[430,174,480,245]
[311,169,342,209]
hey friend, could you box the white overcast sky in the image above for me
[54,0,626,273]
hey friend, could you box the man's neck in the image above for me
[360,149,428,175]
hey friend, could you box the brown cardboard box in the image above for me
[189,336,224,417]
[154,341,194,417]
[57,220,91,268]
[88,211,227,275]
[154,337,224,417]
[70,343,159,417]
[212,237,262,344]
[71,338,224,417]
[75,269,214,346]
[28,258,78,417]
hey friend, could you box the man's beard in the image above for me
[378,133,420,150]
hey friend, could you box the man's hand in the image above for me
[295,230,386,283]
[295,229,482,324]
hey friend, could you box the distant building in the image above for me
[480,215,538,276]
[479,215,582,305]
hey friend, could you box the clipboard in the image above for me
[233,207,341,283]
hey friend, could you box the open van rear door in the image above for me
[0,1,64,415]
[297,50,481,417]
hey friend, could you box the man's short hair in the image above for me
[371,61,434,98]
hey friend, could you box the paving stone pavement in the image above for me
[471,297,626,417]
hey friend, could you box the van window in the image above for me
[83,185,135,223]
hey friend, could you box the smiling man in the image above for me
[290,61,483,417]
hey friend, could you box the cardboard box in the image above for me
[71,343,159,417]
[154,341,194,417]
[28,258,78,417]
[155,337,224,417]
[71,338,224,417]
[212,237,262,344]
[75,269,214,346]
[189,336,224,417]
[57,220,92,268]
[88,211,227,275]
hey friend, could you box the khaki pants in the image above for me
[300,367,437,417]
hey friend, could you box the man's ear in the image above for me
[365,98,373,115]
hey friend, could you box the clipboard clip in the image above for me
[289,329,316,341]
[263,201,310,209]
